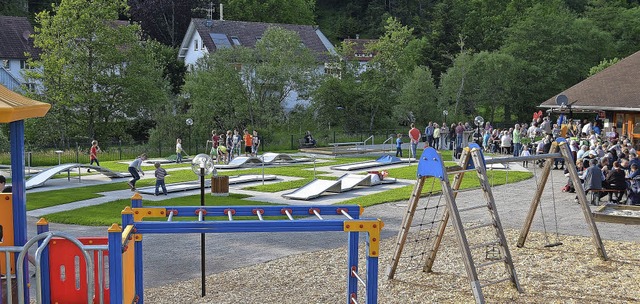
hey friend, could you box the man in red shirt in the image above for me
[408,123,421,159]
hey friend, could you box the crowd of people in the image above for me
[409,115,638,205]
[173,129,262,165]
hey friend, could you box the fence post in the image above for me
[333,131,336,144]
[158,141,162,158]
[119,140,122,160]
[291,134,294,150]
[75,142,79,163]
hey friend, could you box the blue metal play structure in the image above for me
[2,193,383,304]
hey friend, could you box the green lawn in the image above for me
[43,193,281,226]
[29,151,533,226]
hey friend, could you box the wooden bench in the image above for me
[587,189,625,206]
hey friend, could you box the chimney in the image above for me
[220,3,224,20]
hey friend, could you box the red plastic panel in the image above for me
[49,237,110,304]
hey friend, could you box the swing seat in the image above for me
[544,242,563,248]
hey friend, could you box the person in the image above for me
[455,122,465,149]
[252,130,261,156]
[395,133,403,157]
[226,130,234,162]
[232,129,241,157]
[449,123,457,150]
[408,123,421,159]
[154,162,168,196]
[304,131,317,146]
[512,124,522,157]
[424,122,434,147]
[175,138,185,163]
[88,140,101,172]
[0,175,12,193]
[243,129,253,157]
[603,161,626,203]
[127,154,147,191]
[432,123,440,150]
[582,158,604,205]
[628,163,639,179]
[217,143,229,164]
[440,123,449,150]
[520,145,531,168]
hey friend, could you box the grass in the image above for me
[43,193,281,226]
[28,150,534,226]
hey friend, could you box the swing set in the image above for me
[386,138,609,304]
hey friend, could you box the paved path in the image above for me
[23,159,640,290]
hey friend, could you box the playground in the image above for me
[1,90,639,303]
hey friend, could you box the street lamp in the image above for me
[474,116,484,146]
[443,110,448,124]
[191,153,214,297]
[186,118,193,155]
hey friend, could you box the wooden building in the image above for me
[539,50,640,141]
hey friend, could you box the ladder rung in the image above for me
[447,168,477,175]
[480,277,511,288]
[457,204,487,213]
[469,240,501,251]
[465,222,495,231]
[476,258,504,269]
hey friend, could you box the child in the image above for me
[217,144,228,164]
[395,133,403,157]
[252,130,260,156]
[88,140,101,172]
[243,129,253,157]
[154,162,168,196]
[176,138,185,163]
[629,163,639,179]
[232,129,241,157]
[226,130,234,161]
[520,145,531,167]
[127,154,147,191]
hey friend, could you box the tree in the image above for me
[178,26,317,138]
[396,66,438,127]
[501,1,613,120]
[222,0,315,25]
[128,0,207,47]
[438,50,473,119]
[28,0,172,146]
[361,17,427,131]
[588,57,620,76]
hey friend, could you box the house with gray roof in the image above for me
[0,16,38,92]
[540,50,640,141]
[178,18,336,110]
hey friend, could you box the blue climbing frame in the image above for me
[106,195,383,304]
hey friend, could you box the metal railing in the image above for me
[1,231,107,304]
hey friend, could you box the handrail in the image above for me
[363,135,374,148]
[382,136,394,152]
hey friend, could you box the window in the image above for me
[194,39,199,51]
[20,60,29,69]
[230,36,241,46]
[210,33,232,49]
[2,60,9,70]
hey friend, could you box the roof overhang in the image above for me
[0,84,51,123]
[540,104,640,113]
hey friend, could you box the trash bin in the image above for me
[211,176,229,196]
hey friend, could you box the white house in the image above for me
[178,18,336,110]
[0,16,38,92]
